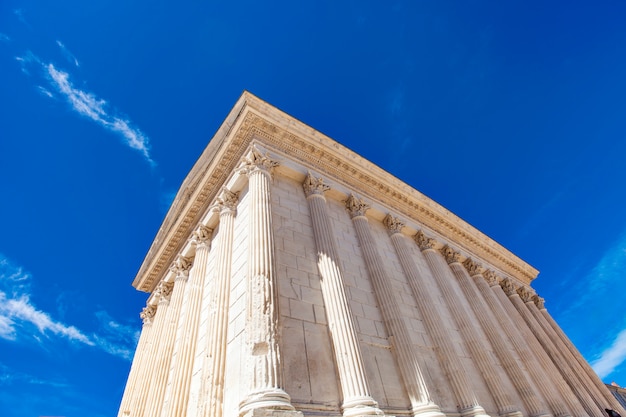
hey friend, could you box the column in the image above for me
[118,305,155,417]
[384,215,489,417]
[525,294,609,412]
[302,174,383,417]
[538,300,626,415]
[468,265,571,417]
[165,226,213,417]
[415,232,522,417]
[346,197,443,417]
[201,188,239,417]
[501,280,601,417]
[238,148,299,417]
[132,280,175,417]
[486,274,588,417]
[144,261,191,417]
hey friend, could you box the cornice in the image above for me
[133,91,538,292]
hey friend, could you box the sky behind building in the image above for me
[1,2,626,416]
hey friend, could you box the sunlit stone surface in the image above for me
[118,92,622,417]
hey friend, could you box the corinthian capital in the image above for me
[140,305,156,324]
[170,255,193,281]
[533,295,546,309]
[302,172,330,197]
[463,258,483,276]
[238,146,279,177]
[157,281,174,304]
[345,194,370,218]
[211,187,239,215]
[414,230,436,250]
[193,225,213,246]
[440,245,461,265]
[500,278,518,296]
[517,286,535,303]
[383,214,405,235]
[482,269,500,286]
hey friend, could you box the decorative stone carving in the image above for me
[383,214,405,235]
[500,278,518,296]
[140,305,156,324]
[440,245,461,265]
[414,230,436,250]
[238,146,279,177]
[171,255,193,281]
[302,172,330,197]
[517,286,535,303]
[463,258,483,276]
[482,269,499,286]
[533,296,545,310]
[193,225,213,246]
[344,194,370,218]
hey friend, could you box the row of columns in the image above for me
[120,152,621,417]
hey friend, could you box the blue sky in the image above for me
[1,1,626,416]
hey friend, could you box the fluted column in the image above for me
[415,232,521,417]
[133,280,175,417]
[468,265,571,417]
[345,197,443,417]
[502,281,601,417]
[200,188,239,417]
[538,300,626,415]
[443,247,550,417]
[384,215,489,417]
[165,227,213,417]
[525,295,609,413]
[238,148,298,417]
[144,262,191,417]
[302,175,383,417]
[118,305,155,417]
[489,279,587,417]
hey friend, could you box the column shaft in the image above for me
[347,202,443,417]
[302,175,383,417]
[201,189,238,417]
[385,217,488,417]
[238,149,297,416]
[417,235,521,417]
[165,235,212,417]
[471,268,570,417]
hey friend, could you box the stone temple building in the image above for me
[118,92,623,417]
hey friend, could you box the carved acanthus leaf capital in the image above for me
[157,281,174,303]
[302,172,330,197]
[140,305,156,324]
[171,255,193,280]
[441,245,462,265]
[533,295,546,309]
[483,269,500,286]
[193,225,213,246]
[383,214,405,235]
[211,187,239,215]
[345,194,370,218]
[500,278,517,296]
[238,146,279,177]
[414,230,436,250]
[517,286,535,303]
[463,258,484,276]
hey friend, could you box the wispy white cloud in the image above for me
[592,328,626,379]
[56,40,79,67]
[0,363,69,388]
[46,63,154,165]
[37,85,53,98]
[0,254,138,360]
[13,9,30,28]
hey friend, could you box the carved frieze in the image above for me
[414,230,436,250]
[440,245,461,265]
[344,194,370,218]
[383,214,405,235]
[302,172,330,197]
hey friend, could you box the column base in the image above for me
[458,404,490,417]
[411,402,446,417]
[342,396,385,417]
[239,389,300,417]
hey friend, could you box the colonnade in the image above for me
[119,154,621,417]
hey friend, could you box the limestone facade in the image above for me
[118,92,622,417]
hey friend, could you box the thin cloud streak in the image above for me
[56,40,80,67]
[592,328,626,379]
[46,63,154,165]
